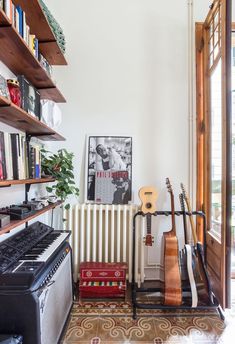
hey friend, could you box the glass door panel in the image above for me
[210,59,222,238]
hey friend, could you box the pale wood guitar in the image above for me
[181,183,211,303]
[164,178,182,305]
[139,186,158,246]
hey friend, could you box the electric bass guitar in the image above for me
[164,178,182,305]
[139,186,158,246]
[181,183,211,304]
[179,192,198,307]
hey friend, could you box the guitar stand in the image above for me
[131,210,224,320]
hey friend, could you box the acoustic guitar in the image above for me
[164,178,182,305]
[139,186,158,246]
[181,183,211,303]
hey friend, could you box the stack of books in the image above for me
[0,131,41,181]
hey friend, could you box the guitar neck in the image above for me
[170,192,176,235]
[146,214,152,234]
[179,193,188,244]
[185,199,197,245]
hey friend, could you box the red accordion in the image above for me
[79,262,127,298]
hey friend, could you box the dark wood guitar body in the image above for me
[164,178,182,306]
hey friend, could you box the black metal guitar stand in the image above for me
[131,210,224,320]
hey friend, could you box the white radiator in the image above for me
[63,204,145,284]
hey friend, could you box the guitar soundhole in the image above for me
[146,202,152,209]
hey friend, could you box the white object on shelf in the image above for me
[40,99,62,130]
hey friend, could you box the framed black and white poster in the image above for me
[85,136,132,204]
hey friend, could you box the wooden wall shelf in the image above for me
[0,177,55,188]
[0,10,66,103]
[0,201,62,235]
[0,96,65,141]
[14,0,67,65]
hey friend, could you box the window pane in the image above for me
[210,59,222,237]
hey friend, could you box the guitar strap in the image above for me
[185,244,198,307]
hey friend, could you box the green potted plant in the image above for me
[41,148,79,209]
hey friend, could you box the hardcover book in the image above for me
[17,75,41,120]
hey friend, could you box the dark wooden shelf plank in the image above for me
[0,177,55,187]
[0,8,11,26]
[0,19,66,102]
[0,96,65,141]
[39,41,67,66]
[14,0,67,65]
[0,201,62,235]
[39,87,66,103]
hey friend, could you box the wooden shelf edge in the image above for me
[39,41,67,66]
[0,201,62,235]
[0,177,56,188]
[0,96,66,141]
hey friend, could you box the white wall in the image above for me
[46,0,211,206]
[0,0,213,243]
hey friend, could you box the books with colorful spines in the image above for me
[15,5,23,37]
[35,145,41,178]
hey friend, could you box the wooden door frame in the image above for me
[195,0,232,308]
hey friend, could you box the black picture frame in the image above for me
[85,135,132,204]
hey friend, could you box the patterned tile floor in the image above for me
[60,284,235,344]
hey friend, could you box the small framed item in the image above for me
[0,74,10,100]
[85,135,132,204]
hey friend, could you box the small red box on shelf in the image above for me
[79,262,127,298]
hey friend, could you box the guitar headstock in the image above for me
[139,186,158,214]
[166,178,173,195]
[180,183,187,200]
[179,193,186,212]
[180,183,190,209]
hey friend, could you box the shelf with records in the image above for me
[0,95,65,141]
[0,200,62,235]
[14,0,67,65]
[0,8,65,103]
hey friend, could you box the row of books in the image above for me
[0,0,52,77]
[0,131,41,181]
